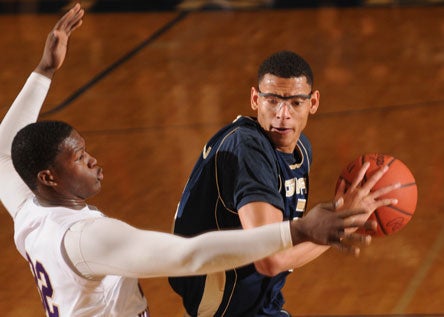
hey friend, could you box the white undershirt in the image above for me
[0,72,293,279]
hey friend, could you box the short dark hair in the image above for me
[11,121,74,191]
[257,50,314,87]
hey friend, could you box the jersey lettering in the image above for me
[284,177,307,197]
[26,253,59,317]
[296,198,306,212]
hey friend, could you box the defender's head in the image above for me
[12,121,102,204]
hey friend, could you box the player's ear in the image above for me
[309,90,320,114]
[37,170,58,187]
[251,87,259,111]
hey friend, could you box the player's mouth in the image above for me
[271,127,292,134]
[97,167,104,181]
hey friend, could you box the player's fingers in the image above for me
[72,15,84,31]
[56,3,83,36]
[342,214,367,228]
[335,179,346,198]
[318,200,338,212]
[66,7,85,33]
[369,182,401,200]
[54,3,80,31]
[333,230,373,256]
[342,232,372,246]
[370,198,399,211]
[333,197,344,210]
[349,162,370,190]
[336,208,367,220]
[361,165,389,192]
[331,241,362,257]
[341,213,377,231]
[363,218,377,230]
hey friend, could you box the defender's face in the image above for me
[250,74,320,153]
[51,130,103,200]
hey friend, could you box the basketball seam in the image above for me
[379,204,414,216]
[374,211,388,235]
[387,157,397,167]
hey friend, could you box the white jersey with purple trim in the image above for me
[14,198,148,317]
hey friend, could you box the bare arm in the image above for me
[239,202,329,276]
[239,163,399,277]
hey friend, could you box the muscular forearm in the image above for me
[290,241,330,268]
[255,241,330,276]
[64,217,294,279]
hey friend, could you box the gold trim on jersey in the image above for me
[289,138,311,172]
[289,142,303,169]
[214,127,241,214]
[219,270,237,317]
[197,272,227,316]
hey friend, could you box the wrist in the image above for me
[34,63,56,79]
[289,219,308,245]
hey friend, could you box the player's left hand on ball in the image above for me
[335,162,400,217]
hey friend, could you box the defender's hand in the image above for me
[289,199,377,256]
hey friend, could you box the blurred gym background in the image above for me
[1,0,443,13]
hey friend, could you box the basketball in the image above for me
[336,153,417,237]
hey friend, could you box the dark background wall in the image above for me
[0,0,442,13]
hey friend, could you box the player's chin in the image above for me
[88,186,102,199]
[91,180,102,194]
[270,135,296,152]
[81,186,101,200]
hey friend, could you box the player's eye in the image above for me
[291,100,302,107]
[76,152,85,161]
[265,96,279,105]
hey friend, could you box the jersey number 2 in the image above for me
[26,253,59,317]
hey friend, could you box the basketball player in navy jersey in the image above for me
[169,51,400,316]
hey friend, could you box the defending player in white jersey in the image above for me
[0,4,386,316]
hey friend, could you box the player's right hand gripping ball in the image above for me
[337,153,417,237]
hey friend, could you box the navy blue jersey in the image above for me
[169,116,312,317]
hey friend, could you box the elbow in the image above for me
[253,257,286,277]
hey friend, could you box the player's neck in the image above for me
[35,194,87,210]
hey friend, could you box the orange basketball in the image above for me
[336,153,417,237]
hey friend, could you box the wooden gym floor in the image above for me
[1,2,444,316]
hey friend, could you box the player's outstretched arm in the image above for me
[64,217,294,278]
[63,203,373,279]
[0,4,84,217]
